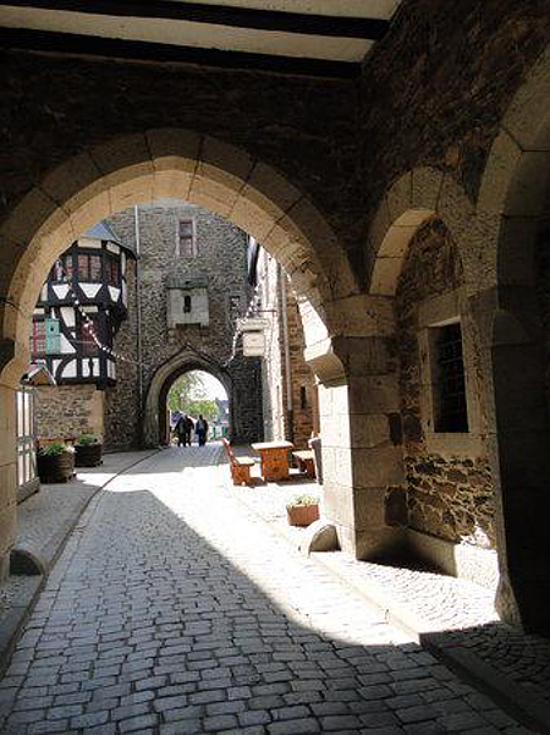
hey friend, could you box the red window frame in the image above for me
[106,256,120,287]
[77,253,102,282]
[30,320,46,357]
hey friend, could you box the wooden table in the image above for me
[251,440,294,482]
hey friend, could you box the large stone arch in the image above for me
[0,128,360,583]
[0,129,358,389]
[143,350,231,448]
[471,43,550,633]
[362,168,515,613]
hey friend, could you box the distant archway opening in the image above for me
[143,350,231,448]
[163,369,229,447]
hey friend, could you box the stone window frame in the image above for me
[177,218,197,258]
[418,287,483,456]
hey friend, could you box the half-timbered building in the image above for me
[31,222,134,387]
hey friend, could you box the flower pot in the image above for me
[37,450,75,483]
[75,443,103,467]
[286,503,320,527]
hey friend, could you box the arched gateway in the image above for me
[144,352,232,448]
[0,129,361,585]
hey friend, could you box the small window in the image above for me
[52,259,64,282]
[77,253,102,282]
[30,320,45,357]
[106,256,120,287]
[179,220,195,257]
[433,322,468,432]
[78,316,99,357]
[183,294,192,313]
[63,254,74,283]
[300,386,307,410]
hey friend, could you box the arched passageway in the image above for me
[0,131,363,583]
[146,356,232,448]
[163,369,229,446]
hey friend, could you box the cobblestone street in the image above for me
[0,447,538,734]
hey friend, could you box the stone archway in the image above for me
[471,43,550,633]
[362,168,506,598]
[0,129,359,386]
[0,129,359,580]
[143,351,231,448]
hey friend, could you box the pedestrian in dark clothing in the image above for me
[175,414,194,446]
[195,414,209,446]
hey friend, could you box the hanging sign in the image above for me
[243,331,265,357]
[237,318,268,332]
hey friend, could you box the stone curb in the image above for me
[0,450,159,680]
[420,636,550,735]
[228,486,549,735]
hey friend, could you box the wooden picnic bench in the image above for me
[292,449,316,479]
[221,438,255,486]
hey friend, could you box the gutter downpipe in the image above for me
[134,206,144,439]
[279,265,294,444]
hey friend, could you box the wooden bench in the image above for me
[292,450,316,479]
[221,438,255,486]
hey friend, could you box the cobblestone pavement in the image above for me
[0,451,156,624]
[15,451,156,568]
[0,446,538,734]
[228,456,550,712]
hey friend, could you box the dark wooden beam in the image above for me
[0,27,362,78]
[0,0,390,40]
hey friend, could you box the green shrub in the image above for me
[287,493,319,508]
[38,443,73,456]
[77,434,98,445]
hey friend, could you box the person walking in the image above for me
[175,413,194,447]
[195,414,209,446]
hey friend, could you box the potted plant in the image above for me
[286,494,320,527]
[74,434,103,467]
[37,443,75,483]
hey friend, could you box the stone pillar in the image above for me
[472,287,550,633]
[308,334,405,560]
[0,382,17,581]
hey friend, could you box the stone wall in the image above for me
[258,251,314,449]
[0,51,361,270]
[285,291,315,450]
[35,384,105,443]
[105,203,263,446]
[104,260,141,451]
[360,1,550,254]
[391,218,496,548]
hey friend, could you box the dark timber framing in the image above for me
[0,27,362,78]
[0,1,390,40]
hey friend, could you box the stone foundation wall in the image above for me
[35,384,105,443]
[392,218,496,548]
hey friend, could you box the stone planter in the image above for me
[37,450,75,484]
[286,503,320,527]
[75,443,103,467]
